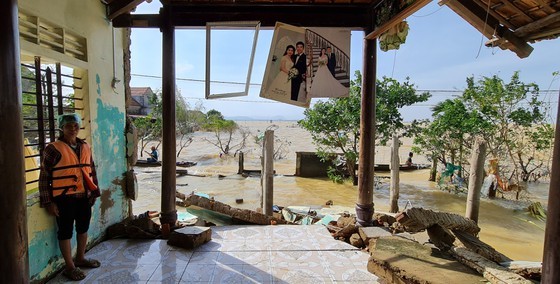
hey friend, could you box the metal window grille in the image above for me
[21,56,84,193]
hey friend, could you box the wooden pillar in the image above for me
[160,6,177,225]
[389,135,400,213]
[0,0,29,281]
[262,130,274,216]
[542,91,560,283]
[356,30,377,226]
[237,151,244,174]
[465,138,486,224]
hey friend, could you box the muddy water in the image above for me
[132,121,547,262]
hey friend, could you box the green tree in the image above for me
[415,72,554,192]
[413,98,489,181]
[203,113,249,155]
[462,72,552,184]
[298,71,431,183]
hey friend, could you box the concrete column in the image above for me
[542,91,560,283]
[389,135,400,213]
[465,138,486,224]
[263,130,274,216]
[0,0,29,281]
[160,7,177,225]
[237,151,244,174]
[356,29,377,226]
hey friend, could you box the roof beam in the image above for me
[498,0,534,22]
[443,0,533,58]
[167,4,372,28]
[470,0,515,29]
[107,0,145,20]
[113,4,373,28]
[526,26,560,40]
[365,0,431,39]
[533,0,557,14]
[113,13,161,28]
[514,10,560,38]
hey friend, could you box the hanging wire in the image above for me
[391,49,398,78]
[411,6,444,18]
[475,0,492,59]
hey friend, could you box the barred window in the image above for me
[21,56,86,194]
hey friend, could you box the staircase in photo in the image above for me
[306,29,351,88]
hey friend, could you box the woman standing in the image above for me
[267,45,295,98]
[309,48,348,98]
[39,113,101,281]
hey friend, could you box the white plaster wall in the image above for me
[19,0,129,281]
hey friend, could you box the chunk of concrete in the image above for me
[358,226,392,244]
[168,226,212,249]
[350,233,364,248]
[368,236,485,284]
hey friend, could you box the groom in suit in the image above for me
[291,41,307,101]
[327,46,336,76]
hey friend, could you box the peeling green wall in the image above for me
[20,0,130,282]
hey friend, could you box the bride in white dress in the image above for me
[267,45,295,98]
[309,48,348,98]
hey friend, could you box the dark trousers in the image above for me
[291,78,302,101]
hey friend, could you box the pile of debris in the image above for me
[325,207,541,283]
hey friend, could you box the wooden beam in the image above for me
[526,26,560,41]
[444,0,533,57]
[470,0,516,29]
[365,0,432,39]
[514,10,560,37]
[170,4,371,28]
[356,29,376,226]
[107,0,145,20]
[499,0,534,22]
[111,3,376,28]
[112,13,161,28]
[0,0,29,282]
[160,6,177,226]
[444,0,501,39]
[534,0,557,14]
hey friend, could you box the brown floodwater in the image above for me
[132,121,547,263]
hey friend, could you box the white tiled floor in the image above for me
[48,225,380,283]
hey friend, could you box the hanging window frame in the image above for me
[205,21,260,99]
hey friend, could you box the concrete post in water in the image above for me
[160,6,177,225]
[0,0,29,281]
[389,135,400,213]
[429,155,437,182]
[356,28,377,226]
[542,90,560,283]
[465,137,486,224]
[238,151,244,174]
[263,130,274,216]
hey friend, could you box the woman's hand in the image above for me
[47,203,59,217]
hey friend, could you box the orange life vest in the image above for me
[50,140,98,197]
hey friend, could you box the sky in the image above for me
[129,1,560,122]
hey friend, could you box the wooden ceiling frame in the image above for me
[114,3,377,29]
[107,0,147,20]
[442,0,535,58]
[106,0,560,58]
